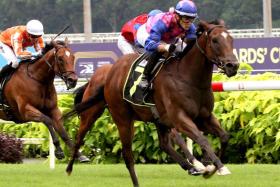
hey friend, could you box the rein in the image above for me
[195,25,226,69]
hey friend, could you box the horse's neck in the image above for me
[178,38,213,88]
[28,51,56,83]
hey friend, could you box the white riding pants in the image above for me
[117,35,136,55]
[0,41,19,68]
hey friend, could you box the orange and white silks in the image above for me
[0,26,44,64]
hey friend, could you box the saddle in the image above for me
[0,67,18,122]
[123,52,175,107]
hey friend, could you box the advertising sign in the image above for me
[233,37,280,73]
[1,38,280,77]
[71,43,122,78]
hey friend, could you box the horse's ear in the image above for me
[198,20,210,31]
[209,19,226,26]
[64,37,69,46]
[51,40,58,49]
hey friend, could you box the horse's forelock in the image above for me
[42,40,67,55]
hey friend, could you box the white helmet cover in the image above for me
[26,20,44,35]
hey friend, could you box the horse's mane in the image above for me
[42,40,67,55]
[177,19,226,59]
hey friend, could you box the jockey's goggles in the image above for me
[29,34,41,38]
[180,15,195,23]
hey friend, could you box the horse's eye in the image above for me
[212,38,218,43]
[58,57,64,63]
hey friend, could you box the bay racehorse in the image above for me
[65,64,206,172]
[0,38,87,161]
[65,20,239,186]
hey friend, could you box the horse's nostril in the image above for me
[225,63,234,68]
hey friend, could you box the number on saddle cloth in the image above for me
[123,52,166,106]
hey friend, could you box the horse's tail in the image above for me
[73,82,89,105]
[63,85,104,120]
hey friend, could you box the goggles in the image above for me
[29,34,41,38]
[180,15,195,23]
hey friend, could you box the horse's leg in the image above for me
[169,128,205,172]
[171,112,225,177]
[196,114,231,175]
[50,107,89,162]
[21,105,65,159]
[66,102,105,175]
[155,124,203,175]
[113,114,138,187]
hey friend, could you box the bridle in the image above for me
[195,25,228,70]
[27,45,76,89]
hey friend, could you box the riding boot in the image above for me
[0,64,14,80]
[138,52,161,89]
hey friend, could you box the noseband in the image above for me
[195,25,227,69]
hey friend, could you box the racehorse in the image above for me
[0,38,87,161]
[65,20,239,186]
[65,64,206,171]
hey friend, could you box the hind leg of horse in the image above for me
[50,107,89,162]
[156,124,202,175]
[169,128,205,172]
[113,115,138,187]
[66,103,106,175]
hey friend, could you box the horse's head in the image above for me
[196,20,239,77]
[50,38,78,89]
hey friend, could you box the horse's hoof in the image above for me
[55,150,65,160]
[203,165,217,179]
[78,155,90,163]
[188,168,203,176]
[217,166,231,175]
[192,159,206,173]
[205,164,216,173]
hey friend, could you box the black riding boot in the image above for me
[138,52,161,89]
[0,64,14,80]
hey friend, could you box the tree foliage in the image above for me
[0,0,279,33]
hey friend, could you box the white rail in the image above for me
[43,28,280,43]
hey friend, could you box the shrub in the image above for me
[0,133,23,163]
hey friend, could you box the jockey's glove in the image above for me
[32,51,42,57]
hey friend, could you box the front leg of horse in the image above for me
[156,124,203,176]
[169,128,206,173]
[21,106,65,159]
[173,113,228,178]
[51,108,90,162]
[197,114,231,176]
[41,115,65,159]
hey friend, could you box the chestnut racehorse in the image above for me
[65,21,239,186]
[0,39,87,161]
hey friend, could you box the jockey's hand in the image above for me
[158,44,176,53]
[32,51,42,58]
[18,54,32,60]
[18,51,32,60]
[168,44,176,53]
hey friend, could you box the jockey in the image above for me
[136,0,198,88]
[0,19,44,79]
[118,9,163,55]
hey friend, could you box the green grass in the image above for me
[0,164,279,187]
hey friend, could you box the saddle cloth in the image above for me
[123,52,156,107]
